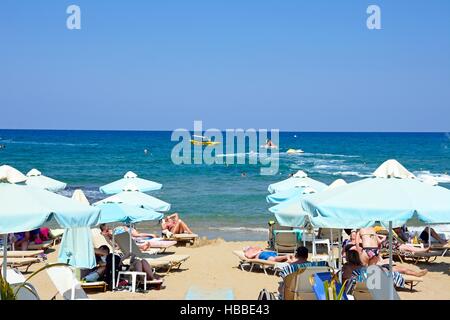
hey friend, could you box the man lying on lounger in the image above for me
[243,246,294,262]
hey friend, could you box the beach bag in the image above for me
[258,289,277,300]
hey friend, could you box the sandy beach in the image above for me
[21,238,450,300]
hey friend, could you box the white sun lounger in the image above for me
[46,265,90,300]
[0,250,44,258]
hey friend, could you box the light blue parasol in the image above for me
[99,171,162,194]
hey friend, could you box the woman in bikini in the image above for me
[161,213,193,235]
[356,227,386,266]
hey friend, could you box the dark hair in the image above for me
[99,224,107,232]
[295,246,308,259]
[346,248,362,266]
[99,245,110,254]
[344,229,352,236]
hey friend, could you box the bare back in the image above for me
[359,227,378,248]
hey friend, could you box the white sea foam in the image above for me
[414,171,450,183]
[2,140,98,147]
[209,227,269,233]
[300,152,360,158]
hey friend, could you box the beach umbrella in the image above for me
[301,176,450,300]
[324,179,347,191]
[267,170,327,194]
[269,196,311,227]
[57,189,96,269]
[94,183,171,212]
[93,202,163,290]
[72,189,90,205]
[301,177,450,229]
[373,159,416,179]
[25,168,67,192]
[0,183,100,277]
[95,203,163,224]
[267,186,316,204]
[0,165,27,183]
[99,171,162,194]
[268,180,348,227]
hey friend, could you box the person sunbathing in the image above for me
[380,236,430,254]
[161,213,193,235]
[395,225,448,246]
[243,246,294,262]
[99,224,155,251]
[12,232,30,250]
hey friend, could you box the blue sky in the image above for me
[0,0,449,131]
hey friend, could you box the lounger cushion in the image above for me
[170,233,199,240]
[0,250,44,258]
[148,240,177,248]
[2,257,40,266]
[27,240,53,250]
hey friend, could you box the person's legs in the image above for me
[393,265,428,277]
[399,244,430,253]
[430,228,448,245]
[138,242,151,251]
[171,221,182,234]
[141,260,160,281]
[178,220,193,234]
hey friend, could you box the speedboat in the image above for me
[286,148,304,154]
[190,135,220,146]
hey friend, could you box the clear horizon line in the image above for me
[0,128,449,134]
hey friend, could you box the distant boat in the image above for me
[190,135,220,146]
[286,148,304,154]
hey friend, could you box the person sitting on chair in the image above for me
[99,224,155,251]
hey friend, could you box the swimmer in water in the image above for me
[241,172,247,177]
[144,149,149,155]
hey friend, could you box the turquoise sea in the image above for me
[1,130,450,241]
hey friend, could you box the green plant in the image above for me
[0,270,15,300]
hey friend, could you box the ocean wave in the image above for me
[310,169,371,178]
[209,227,268,233]
[300,152,360,158]
[1,140,98,147]
[414,171,450,183]
[215,152,260,157]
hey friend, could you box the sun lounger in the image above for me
[27,240,54,251]
[282,266,332,300]
[80,280,107,292]
[46,265,90,300]
[1,257,41,272]
[115,232,190,273]
[144,239,177,253]
[403,274,423,291]
[0,250,44,258]
[398,250,443,264]
[232,250,278,275]
[165,233,199,244]
[274,231,298,254]
[347,266,401,300]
